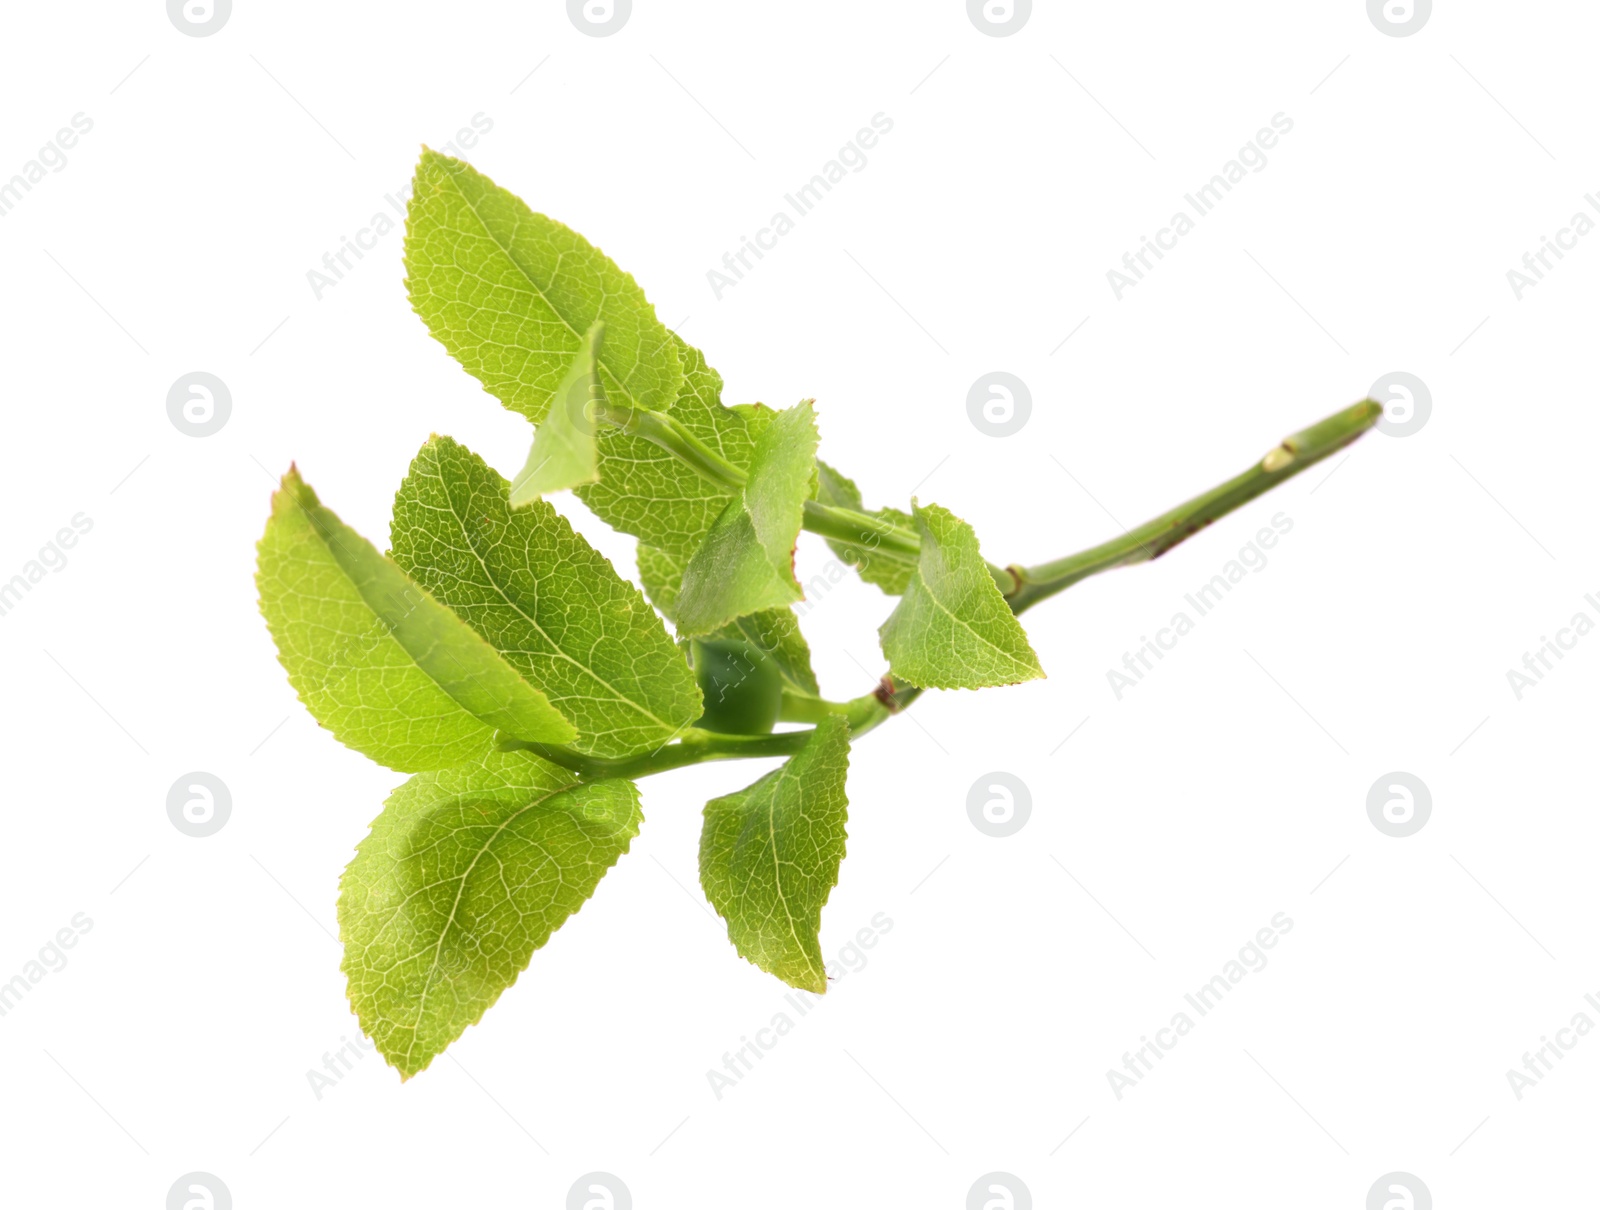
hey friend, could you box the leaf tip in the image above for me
[271,463,313,512]
[792,970,828,996]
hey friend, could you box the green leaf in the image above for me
[718,610,819,697]
[815,461,917,595]
[635,542,687,616]
[674,401,819,636]
[636,537,688,614]
[339,749,641,1078]
[389,436,703,760]
[510,321,604,504]
[638,543,818,696]
[699,714,851,992]
[879,501,1045,690]
[256,468,576,773]
[404,149,682,424]
[614,344,817,691]
[577,336,755,565]
[729,401,779,440]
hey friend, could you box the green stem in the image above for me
[598,401,911,546]
[801,502,1013,592]
[776,692,844,724]
[599,403,747,494]
[798,498,922,562]
[503,676,919,783]
[534,398,1378,782]
[595,400,1010,586]
[1004,399,1381,614]
[779,679,920,729]
[504,730,813,781]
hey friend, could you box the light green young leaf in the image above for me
[404,149,681,424]
[577,336,755,564]
[578,333,817,686]
[729,401,778,440]
[879,501,1045,689]
[390,436,703,760]
[256,468,576,773]
[638,543,818,696]
[699,714,851,992]
[339,749,641,1078]
[674,401,819,636]
[719,610,819,697]
[815,460,917,595]
[510,321,604,505]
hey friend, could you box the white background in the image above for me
[0,1,1594,1206]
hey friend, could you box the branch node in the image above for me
[873,677,902,712]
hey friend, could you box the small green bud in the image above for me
[692,638,783,736]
